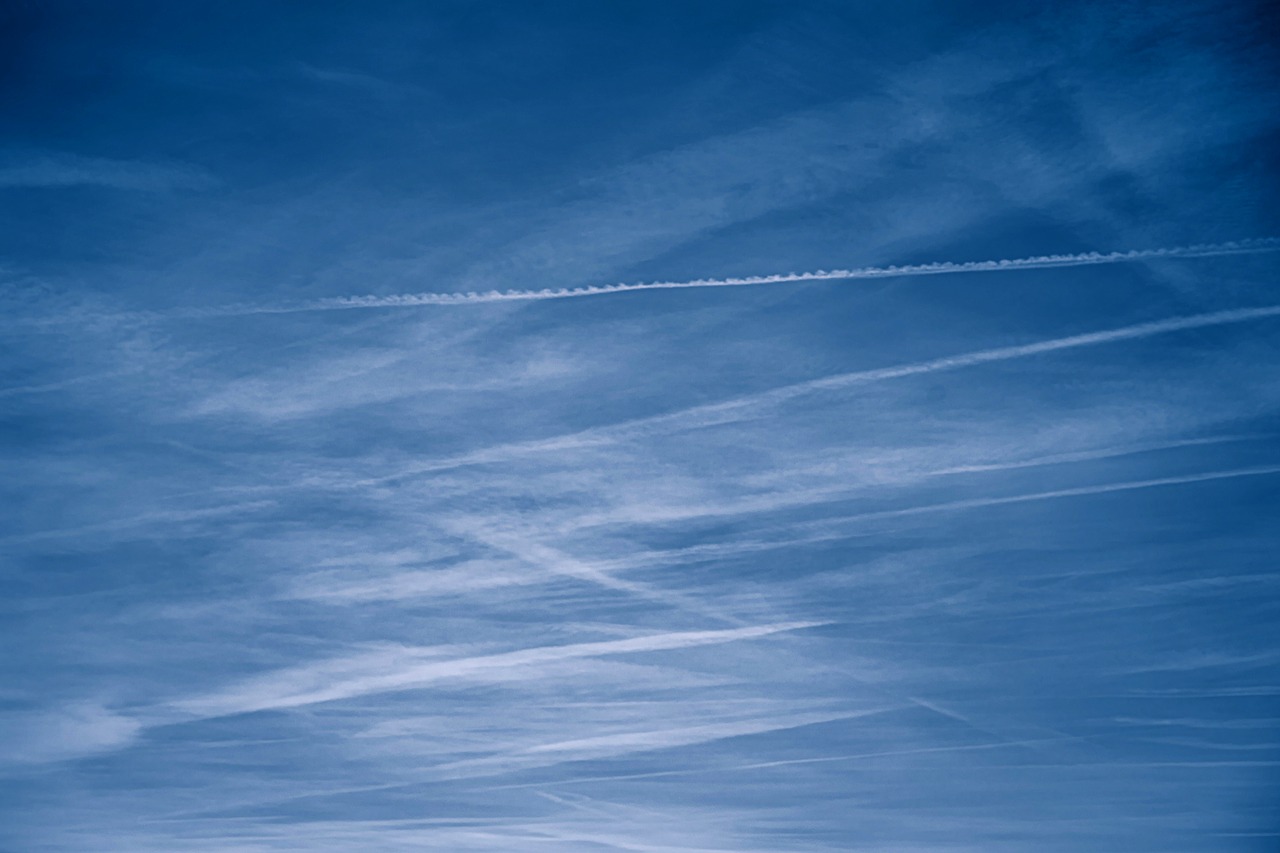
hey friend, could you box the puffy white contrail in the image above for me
[200,237,1280,316]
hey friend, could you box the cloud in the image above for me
[171,622,820,718]
[362,304,1280,482]
[418,708,900,782]
[0,704,141,765]
[4,3,1278,851]
[792,464,1280,530]
[0,153,216,191]
[285,558,544,603]
[449,526,742,622]
[4,500,276,545]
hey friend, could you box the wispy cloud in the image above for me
[792,464,1280,530]
[1,500,276,546]
[5,3,1278,851]
[0,153,216,191]
[366,304,1280,481]
[425,708,897,781]
[170,622,820,718]
[0,704,142,765]
[487,736,1076,791]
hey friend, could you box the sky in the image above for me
[2,2,1279,851]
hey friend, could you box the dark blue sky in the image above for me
[2,2,1279,851]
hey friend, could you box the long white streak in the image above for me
[368,304,1280,482]
[581,465,1280,576]
[0,500,277,545]
[926,434,1261,478]
[171,621,821,718]
[427,710,895,781]
[463,529,743,624]
[195,238,1280,316]
[222,708,901,809]
[564,435,1264,534]
[533,791,614,818]
[669,465,1280,548]
[486,737,1074,790]
[730,305,1280,407]
[519,713,856,754]
[0,370,134,398]
[808,464,1280,527]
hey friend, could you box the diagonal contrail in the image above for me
[169,621,823,719]
[361,303,1280,481]
[193,237,1280,317]
[800,464,1280,528]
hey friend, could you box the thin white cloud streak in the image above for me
[91,813,821,853]
[924,434,1261,478]
[275,436,1262,609]
[730,431,1258,492]
[454,528,744,623]
[148,701,838,823]
[285,558,543,603]
[521,713,853,755]
[426,709,899,781]
[561,435,1263,534]
[663,305,1280,422]
[192,238,1279,316]
[554,465,1280,581]
[487,737,1075,790]
[0,370,136,399]
[171,622,820,718]
[0,500,276,545]
[797,464,1280,530]
[1112,717,1280,730]
[367,304,1280,481]
[0,153,216,191]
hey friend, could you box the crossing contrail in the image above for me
[196,237,1280,317]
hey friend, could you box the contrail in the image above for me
[198,237,1280,316]
[364,303,1280,481]
[484,736,1075,789]
[793,464,1280,531]
[468,532,748,625]
[170,621,823,718]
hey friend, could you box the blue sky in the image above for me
[3,2,1280,850]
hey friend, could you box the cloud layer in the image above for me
[3,2,1279,852]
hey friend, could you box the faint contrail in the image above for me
[198,237,1280,316]
[485,736,1075,789]
[802,463,1280,529]
[453,526,747,624]
[365,303,1280,481]
[171,620,823,718]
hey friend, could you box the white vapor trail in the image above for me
[367,303,1280,480]
[796,464,1280,531]
[652,304,1280,429]
[200,238,1279,316]
[486,737,1076,790]
[170,621,821,718]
